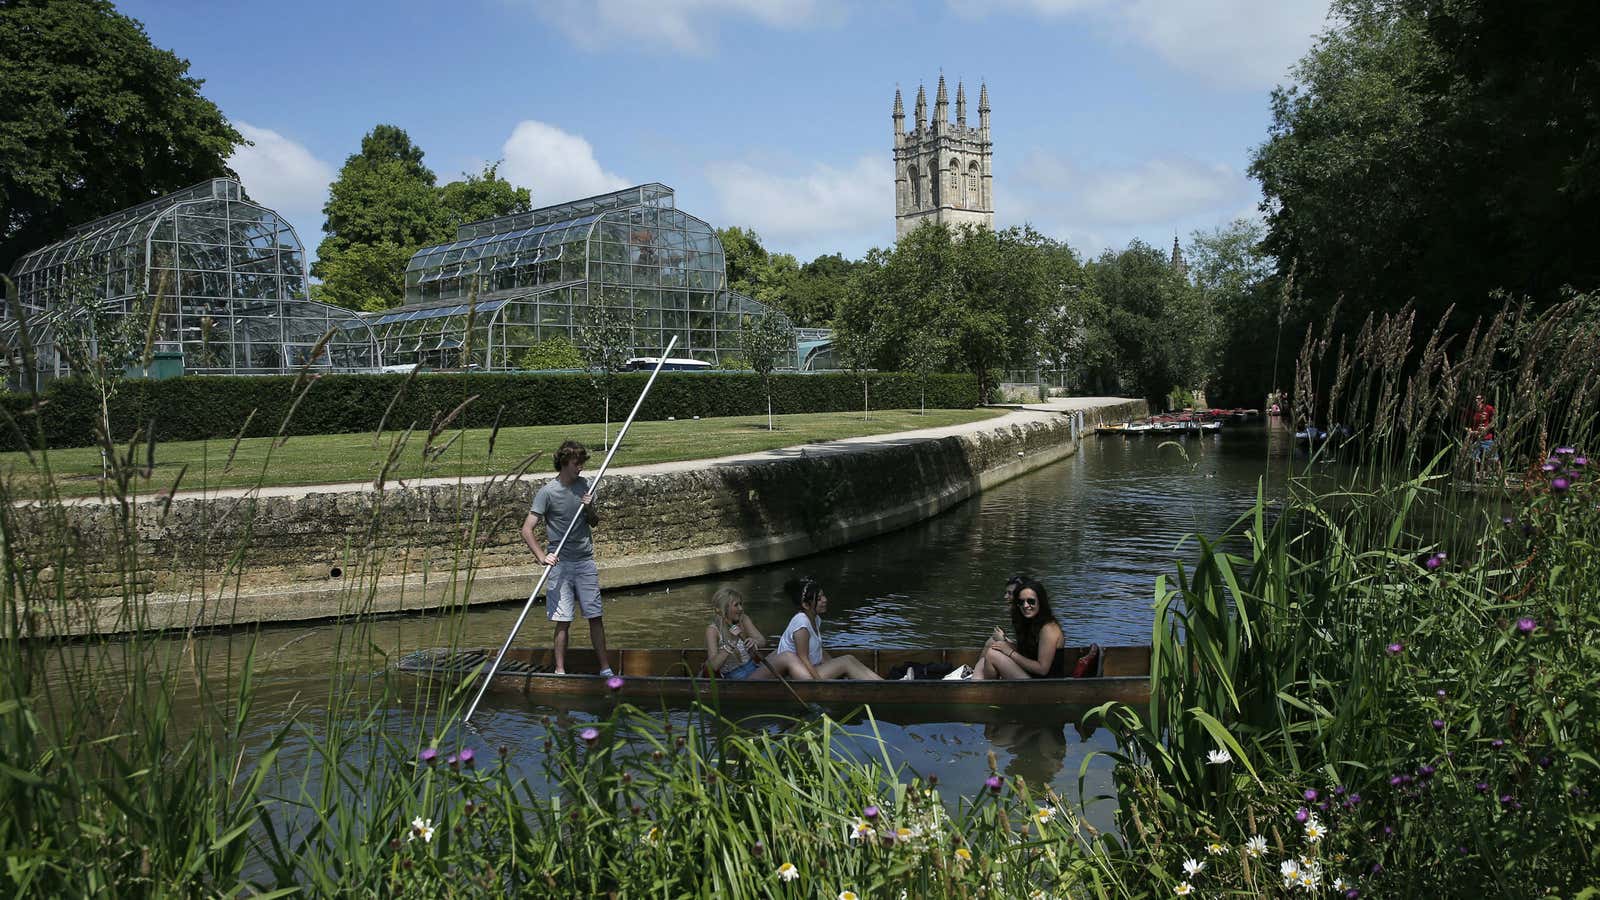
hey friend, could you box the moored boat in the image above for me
[401,645,1152,710]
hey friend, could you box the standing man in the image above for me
[1469,393,1496,462]
[522,439,612,676]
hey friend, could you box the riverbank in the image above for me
[8,398,1144,637]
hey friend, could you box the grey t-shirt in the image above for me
[531,476,593,560]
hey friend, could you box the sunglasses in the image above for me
[1016,596,1040,607]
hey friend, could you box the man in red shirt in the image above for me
[1469,394,1496,461]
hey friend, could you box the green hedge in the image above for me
[0,372,978,451]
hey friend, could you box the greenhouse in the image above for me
[388,183,792,370]
[2,179,376,388]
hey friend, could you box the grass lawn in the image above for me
[2,408,1006,499]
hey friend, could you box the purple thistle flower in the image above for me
[1552,477,1570,493]
[1556,447,1575,455]
[1389,774,1405,787]
[1425,554,1443,570]
[1490,739,1505,750]
[1436,689,1447,699]
[1417,764,1435,779]
[1304,788,1319,802]
[1333,784,1346,795]
[985,775,1003,793]
[1542,462,1559,473]
[1346,890,1360,900]
[446,754,458,769]
[579,726,600,745]
[1502,516,1514,525]
[1348,793,1361,805]
[420,747,439,766]
[863,805,880,821]
[606,675,625,692]
[459,748,475,767]
[1517,617,1537,635]
[1432,719,1446,731]
[1574,456,1588,467]
[1476,782,1490,793]
[1538,755,1552,770]
[1295,807,1310,823]
[1386,642,1404,655]
[1499,794,1515,806]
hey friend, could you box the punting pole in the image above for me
[464,337,678,724]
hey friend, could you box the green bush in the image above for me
[0,372,979,450]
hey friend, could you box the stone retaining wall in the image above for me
[11,400,1145,636]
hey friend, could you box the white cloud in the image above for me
[703,155,893,257]
[227,122,335,235]
[950,0,1330,89]
[499,120,630,203]
[1003,150,1255,255]
[525,0,840,54]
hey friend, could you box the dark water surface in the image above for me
[223,422,1291,817]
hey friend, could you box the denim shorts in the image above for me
[546,558,602,622]
[722,659,760,680]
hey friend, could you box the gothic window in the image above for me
[968,162,981,210]
[908,165,922,209]
[948,161,961,206]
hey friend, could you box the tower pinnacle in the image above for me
[979,81,990,131]
[934,74,949,125]
[956,81,967,126]
[913,84,927,130]
[893,87,904,136]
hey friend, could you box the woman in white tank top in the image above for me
[768,577,881,680]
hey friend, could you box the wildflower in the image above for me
[1557,447,1575,455]
[985,775,1003,793]
[751,841,765,858]
[642,826,660,846]
[1334,877,1350,891]
[1517,617,1537,635]
[1295,807,1310,823]
[1245,835,1267,857]
[579,726,600,744]
[776,862,798,881]
[420,747,439,766]
[1174,883,1194,897]
[1574,456,1588,466]
[1490,739,1505,749]
[1304,817,1327,843]
[839,891,859,900]
[895,826,914,843]
[1034,806,1056,825]
[1476,782,1490,793]
[408,816,435,843]
[954,847,973,864]
[1205,842,1227,856]
[1435,689,1447,699]
[1280,858,1302,887]
[458,747,475,767]
[1304,788,1319,802]
[863,805,880,821]
[606,675,625,691]
[1432,719,1446,730]
[1541,463,1559,473]
[1206,748,1232,765]
[1425,553,1444,570]
[848,820,874,842]
[1552,477,1570,493]
[1385,642,1403,655]
[1183,858,1204,877]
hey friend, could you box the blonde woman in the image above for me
[704,587,808,681]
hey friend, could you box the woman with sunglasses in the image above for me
[970,578,1064,680]
[768,576,882,680]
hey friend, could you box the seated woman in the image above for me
[703,586,807,680]
[970,578,1065,680]
[768,577,882,680]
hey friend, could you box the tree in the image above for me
[903,327,951,415]
[1188,220,1289,407]
[1086,240,1215,405]
[310,241,412,311]
[1251,0,1600,337]
[578,298,634,450]
[52,274,158,479]
[716,226,769,298]
[439,162,531,232]
[739,313,792,430]
[0,0,244,273]
[517,336,584,370]
[834,322,883,421]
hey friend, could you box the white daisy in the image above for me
[408,816,435,843]
[1174,882,1194,896]
[1245,835,1267,858]
[1304,817,1327,843]
[1182,858,1204,877]
[1206,748,1232,765]
[1205,842,1228,856]
[776,862,799,882]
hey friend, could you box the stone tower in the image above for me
[894,75,993,240]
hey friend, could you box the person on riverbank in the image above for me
[969,578,1064,680]
[1468,393,1497,462]
[523,439,611,676]
[769,577,881,680]
[704,586,809,681]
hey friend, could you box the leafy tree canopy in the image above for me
[1251,0,1600,335]
[1084,239,1215,404]
[0,0,243,273]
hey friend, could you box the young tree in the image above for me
[739,313,792,430]
[903,328,951,415]
[1,0,243,272]
[834,323,883,421]
[577,298,634,450]
[52,275,158,480]
[517,336,584,370]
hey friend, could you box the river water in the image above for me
[226,421,1292,820]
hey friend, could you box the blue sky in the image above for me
[120,0,1332,264]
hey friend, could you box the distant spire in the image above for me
[914,84,927,130]
[934,73,949,124]
[1170,235,1187,276]
[893,87,904,135]
[978,80,990,131]
[956,81,967,126]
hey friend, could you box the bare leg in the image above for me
[816,654,882,680]
[588,615,611,674]
[981,646,1030,680]
[970,640,999,680]
[552,621,571,674]
[754,652,814,680]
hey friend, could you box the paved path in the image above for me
[60,398,1144,506]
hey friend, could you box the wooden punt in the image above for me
[399,645,1151,709]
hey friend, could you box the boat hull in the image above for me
[401,645,1152,710]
